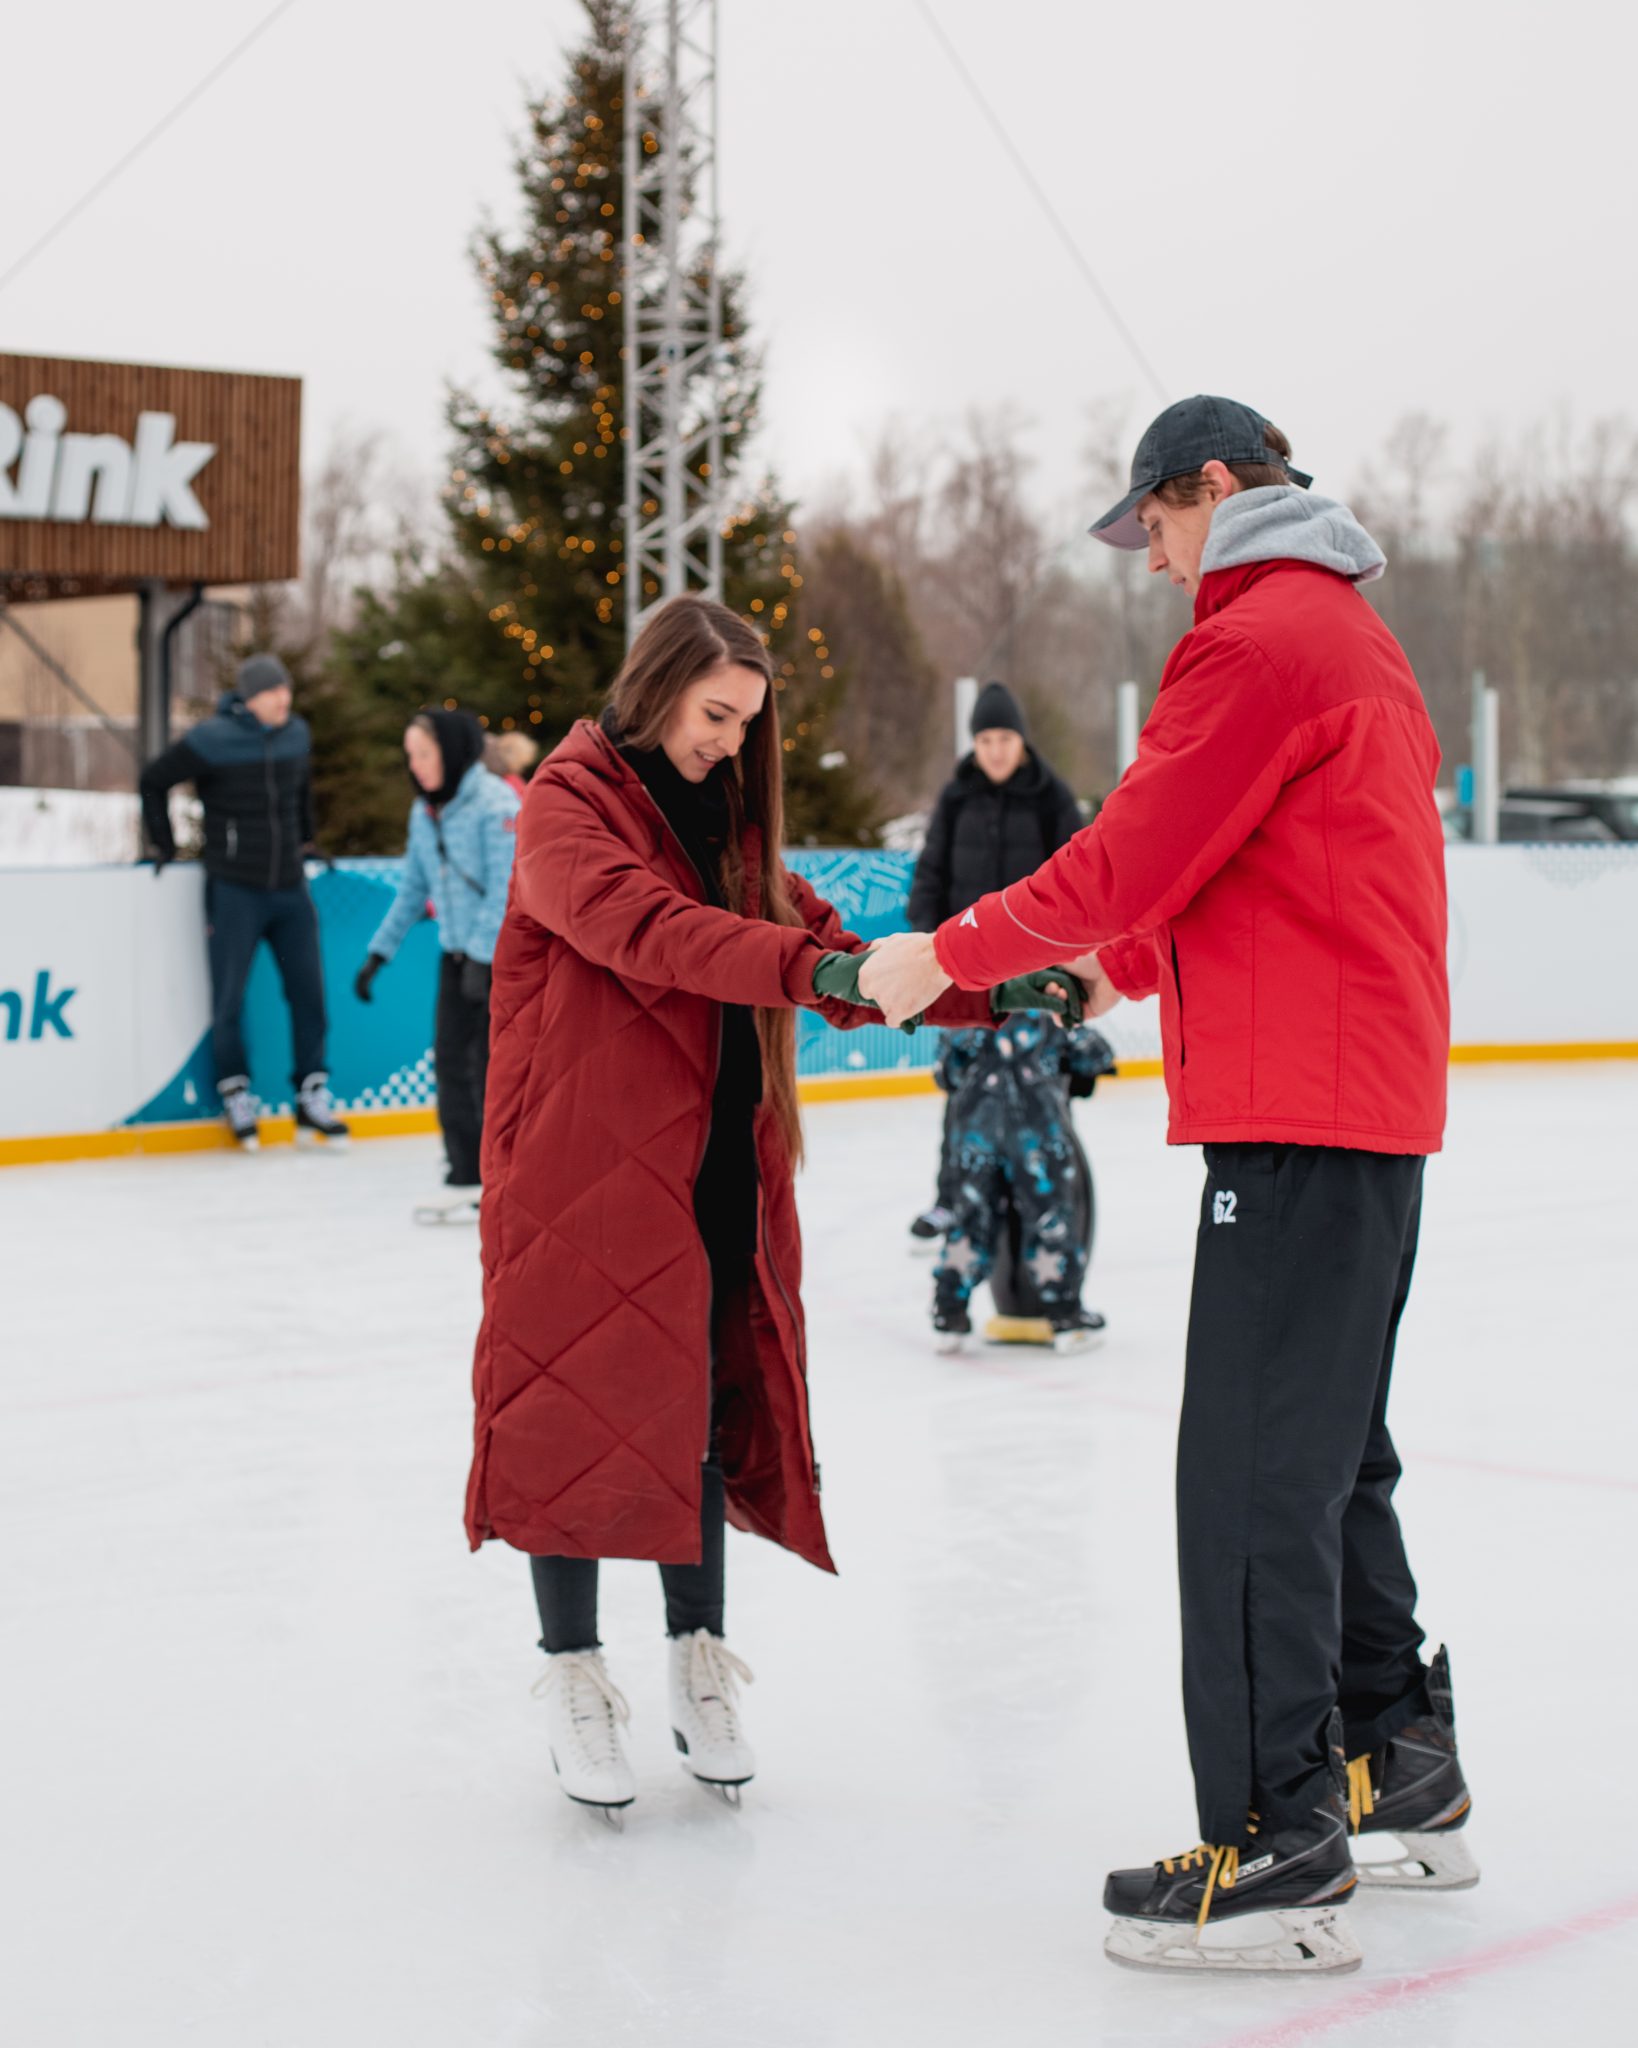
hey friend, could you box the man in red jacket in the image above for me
[863,396,1476,1975]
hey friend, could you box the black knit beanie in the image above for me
[237,653,292,703]
[970,680,1027,740]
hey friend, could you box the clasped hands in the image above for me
[814,934,1121,1030]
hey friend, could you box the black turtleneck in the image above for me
[604,707,763,1285]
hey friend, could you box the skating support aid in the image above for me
[983,1313,1053,1348]
[1104,1905,1364,1976]
[1352,1827,1480,1891]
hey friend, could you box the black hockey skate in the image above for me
[1047,1306,1106,1355]
[932,1296,972,1355]
[220,1083,260,1152]
[909,1204,954,1256]
[1347,1646,1478,1891]
[1104,1725,1361,1975]
[294,1073,351,1146]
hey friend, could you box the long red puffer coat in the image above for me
[466,719,990,1570]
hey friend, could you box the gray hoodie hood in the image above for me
[1200,486,1386,586]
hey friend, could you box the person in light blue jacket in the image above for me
[353,710,520,1211]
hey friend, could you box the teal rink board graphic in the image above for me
[128,850,948,1123]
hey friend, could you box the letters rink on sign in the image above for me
[0,353,300,594]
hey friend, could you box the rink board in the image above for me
[1,843,1635,1162]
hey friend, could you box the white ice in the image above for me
[4,1067,1636,2047]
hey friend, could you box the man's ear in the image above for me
[1200,459,1240,504]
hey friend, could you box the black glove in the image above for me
[353,954,385,1003]
[1068,1070,1098,1099]
[459,956,492,1004]
[145,852,172,878]
[812,951,922,1034]
[990,968,1086,1024]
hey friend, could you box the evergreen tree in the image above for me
[325,0,876,846]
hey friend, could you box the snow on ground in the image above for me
[2,1066,1635,2047]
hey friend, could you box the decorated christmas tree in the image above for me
[322,0,876,846]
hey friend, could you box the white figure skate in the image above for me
[669,1630,756,1803]
[532,1650,636,1824]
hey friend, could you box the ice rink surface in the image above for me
[4,1065,1635,2047]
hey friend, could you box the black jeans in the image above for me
[1179,1143,1430,1842]
[531,1463,727,1652]
[205,876,326,1090]
[435,954,490,1187]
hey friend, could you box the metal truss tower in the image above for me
[622,0,723,643]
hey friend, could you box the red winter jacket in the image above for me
[933,559,1450,1154]
[466,720,990,1570]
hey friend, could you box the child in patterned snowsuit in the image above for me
[932,1012,1115,1343]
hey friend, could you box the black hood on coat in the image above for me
[413,709,486,808]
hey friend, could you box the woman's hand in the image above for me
[858,932,952,1030]
[990,969,1086,1022]
[812,949,923,1033]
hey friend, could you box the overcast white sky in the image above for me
[3,0,1632,543]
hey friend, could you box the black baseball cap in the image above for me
[1090,395,1312,550]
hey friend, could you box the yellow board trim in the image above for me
[0,1107,440,1168]
[1448,1041,1638,1065]
[2,1043,1633,1167]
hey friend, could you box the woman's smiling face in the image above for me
[660,659,768,782]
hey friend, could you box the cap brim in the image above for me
[1089,485,1151,551]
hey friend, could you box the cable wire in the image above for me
[0,0,301,300]
[910,0,1168,404]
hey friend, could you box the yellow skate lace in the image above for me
[1162,1813,1259,1928]
[1346,1755,1375,1833]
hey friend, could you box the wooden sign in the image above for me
[0,352,301,595]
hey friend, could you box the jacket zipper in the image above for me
[635,778,725,1478]
[1171,933,1186,1069]
[757,1168,820,1496]
[265,737,280,889]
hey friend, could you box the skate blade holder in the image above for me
[1104,1905,1364,1976]
[1352,1828,1480,1891]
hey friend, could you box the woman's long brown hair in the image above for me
[607,595,808,1165]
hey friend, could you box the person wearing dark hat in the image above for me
[139,652,349,1150]
[860,396,1472,1977]
[907,682,1084,942]
[353,710,520,1222]
[903,684,1104,1344]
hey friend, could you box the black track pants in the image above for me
[530,1463,727,1653]
[1179,1143,1431,1842]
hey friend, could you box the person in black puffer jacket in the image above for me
[904,682,1090,1281]
[139,654,347,1150]
[907,681,1083,932]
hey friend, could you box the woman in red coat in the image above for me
[467,595,1010,1818]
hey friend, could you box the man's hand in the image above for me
[859,932,952,1030]
[1061,951,1123,1019]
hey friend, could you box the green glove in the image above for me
[811,951,923,1034]
[990,968,1086,1023]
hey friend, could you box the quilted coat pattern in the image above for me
[465,720,989,1570]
